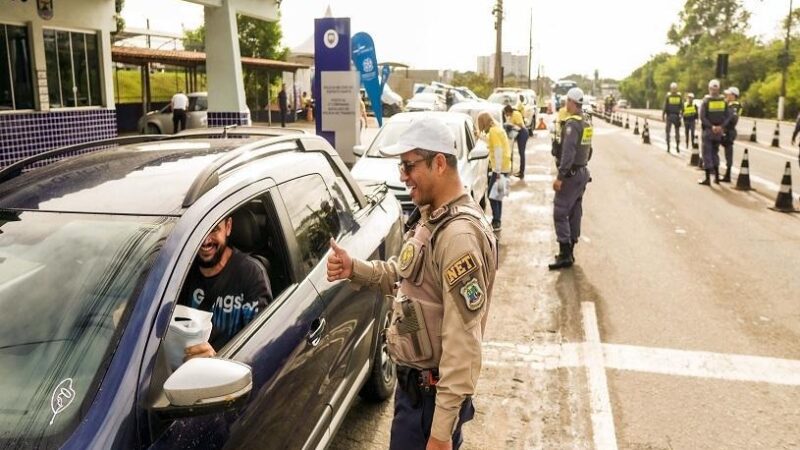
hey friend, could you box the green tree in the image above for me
[667,0,751,50]
[451,71,493,99]
[113,0,125,36]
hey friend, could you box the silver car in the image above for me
[138,92,208,134]
[350,111,490,218]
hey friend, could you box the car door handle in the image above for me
[307,318,326,347]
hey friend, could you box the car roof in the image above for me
[0,129,328,216]
[387,111,471,125]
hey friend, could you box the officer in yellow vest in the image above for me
[326,116,498,450]
[550,87,592,270]
[662,82,683,153]
[721,86,742,182]
[682,93,698,149]
[698,79,732,185]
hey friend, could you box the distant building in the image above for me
[477,52,530,80]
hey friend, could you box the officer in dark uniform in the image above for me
[662,82,683,153]
[549,87,592,270]
[698,79,732,185]
[683,93,698,149]
[326,117,498,450]
[721,86,742,182]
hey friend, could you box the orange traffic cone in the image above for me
[769,162,798,212]
[734,148,752,191]
[536,117,547,130]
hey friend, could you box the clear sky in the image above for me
[121,0,787,80]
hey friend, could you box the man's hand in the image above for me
[426,436,452,450]
[326,238,353,282]
[712,125,722,135]
[553,179,563,192]
[185,342,215,360]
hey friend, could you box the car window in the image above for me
[193,96,208,112]
[0,211,174,449]
[464,122,475,152]
[279,174,341,273]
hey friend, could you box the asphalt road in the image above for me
[330,116,800,449]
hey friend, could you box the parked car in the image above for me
[361,85,404,118]
[0,127,403,449]
[404,92,447,112]
[487,90,536,132]
[138,92,209,134]
[448,100,504,125]
[350,111,490,218]
[616,99,629,109]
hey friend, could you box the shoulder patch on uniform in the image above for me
[460,277,485,311]
[445,252,479,287]
[399,242,415,271]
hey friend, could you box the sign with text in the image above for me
[314,16,352,158]
[321,71,359,165]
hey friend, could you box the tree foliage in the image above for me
[451,72,493,99]
[622,1,800,119]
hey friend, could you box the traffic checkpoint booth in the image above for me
[0,0,280,169]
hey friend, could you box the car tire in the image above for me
[359,308,396,402]
[145,123,161,134]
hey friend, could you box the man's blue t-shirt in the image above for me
[180,247,273,350]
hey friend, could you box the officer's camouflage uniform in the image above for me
[663,91,683,151]
[349,193,498,449]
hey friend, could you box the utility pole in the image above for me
[493,0,503,88]
[527,8,532,89]
[779,0,794,120]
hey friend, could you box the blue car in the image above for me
[0,128,403,449]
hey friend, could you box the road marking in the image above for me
[581,302,619,450]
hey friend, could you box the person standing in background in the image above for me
[278,83,288,128]
[170,90,189,134]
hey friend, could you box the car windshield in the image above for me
[366,121,461,157]
[0,211,175,449]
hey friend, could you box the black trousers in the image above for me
[389,367,475,449]
[172,109,187,133]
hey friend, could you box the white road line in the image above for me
[581,302,619,450]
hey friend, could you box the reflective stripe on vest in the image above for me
[564,114,592,166]
[683,103,697,116]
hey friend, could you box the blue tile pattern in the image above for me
[207,111,251,128]
[0,109,117,169]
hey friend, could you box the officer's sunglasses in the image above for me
[397,157,430,176]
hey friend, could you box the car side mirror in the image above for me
[468,142,489,161]
[154,357,252,419]
[353,144,366,156]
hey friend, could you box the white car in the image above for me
[405,92,447,112]
[488,90,536,132]
[351,111,490,218]
[448,101,503,125]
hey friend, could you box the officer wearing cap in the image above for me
[683,93,698,149]
[662,82,683,153]
[326,117,498,450]
[721,86,742,182]
[699,79,732,185]
[550,87,592,270]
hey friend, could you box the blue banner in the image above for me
[351,32,384,126]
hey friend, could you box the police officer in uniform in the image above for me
[683,92,698,149]
[721,86,742,182]
[326,117,498,450]
[550,87,592,270]
[662,82,683,153]
[698,79,732,185]
[551,99,571,168]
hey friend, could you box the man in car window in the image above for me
[179,216,273,359]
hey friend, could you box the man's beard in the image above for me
[196,244,226,268]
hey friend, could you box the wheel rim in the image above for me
[380,313,395,384]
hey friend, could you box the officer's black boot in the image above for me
[713,168,721,184]
[548,242,574,270]
[676,138,681,153]
[697,170,711,186]
[721,166,731,182]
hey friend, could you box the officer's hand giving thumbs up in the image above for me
[326,238,353,282]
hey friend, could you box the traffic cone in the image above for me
[536,117,547,130]
[769,162,798,212]
[771,122,780,147]
[633,117,640,135]
[625,115,630,129]
[689,141,700,167]
[642,119,650,144]
[734,148,752,191]
[749,122,757,143]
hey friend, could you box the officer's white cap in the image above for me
[380,116,458,157]
[687,92,695,97]
[566,87,584,105]
[708,79,720,88]
[670,82,678,89]
[725,86,740,97]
